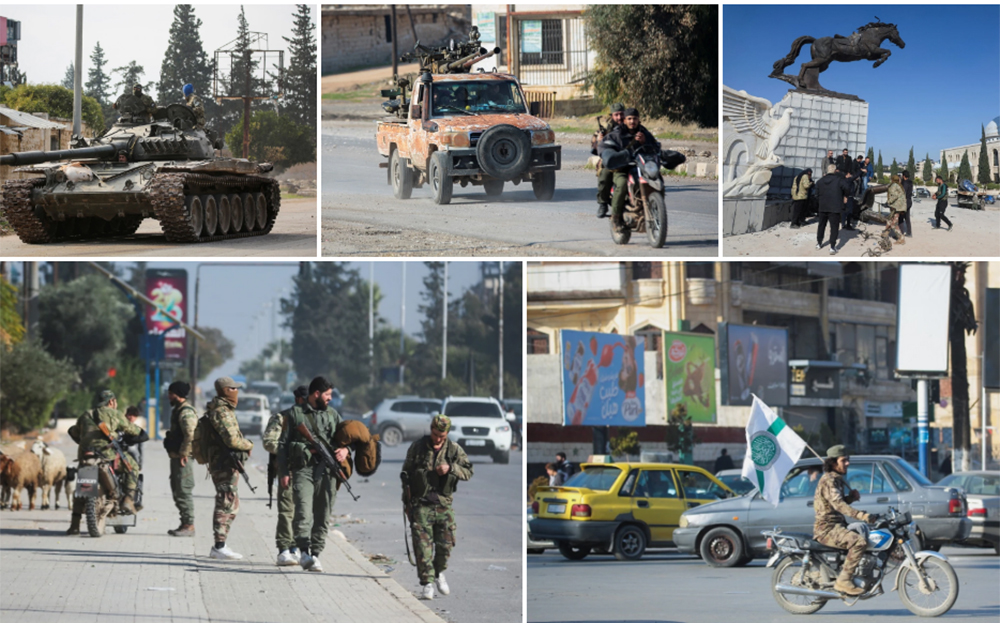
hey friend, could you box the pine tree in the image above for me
[85,42,112,105]
[923,153,933,184]
[217,6,265,142]
[112,61,151,96]
[876,151,884,179]
[890,158,899,178]
[958,150,972,181]
[907,147,916,178]
[867,146,875,163]
[977,125,992,186]
[940,153,949,180]
[62,64,75,90]
[281,4,317,130]
[158,5,217,124]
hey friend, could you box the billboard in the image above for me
[985,289,999,389]
[561,330,645,427]
[719,323,789,406]
[145,268,188,361]
[895,263,951,377]
[663,332,716,423]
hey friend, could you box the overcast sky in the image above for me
[3,4,309,95]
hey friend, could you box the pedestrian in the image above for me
[835,148,853,175]
[882,174,906,245]
[931,174,953,231]
[825,149,836,172]
[277,376,346,573]
[165,381,197,537]
[263,384,307,566]
[790,168,813,228]
[545,463,564,487]
[814,164,853,254]
[713,448,735,473]
[401,414,473,600]
[840,168,857,230]
[863,156,873,195]
[595,102,625,219]
[554,451,575,482]
[900,170,914,237]
[205,376,254,560]
[123,406,144,469]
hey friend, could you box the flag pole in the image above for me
[804,444,824,460]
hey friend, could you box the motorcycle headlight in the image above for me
[643,161,660,179]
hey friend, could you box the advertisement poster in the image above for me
[719,323,788,406]
[521,20,542,53]
[663,332,716,423]
[562,330,645,427]
[145,269,187,360]
[476,11,496,42]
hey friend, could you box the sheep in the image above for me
[31,440,69,510]
[0,445,25,509]
[0,450,41,510]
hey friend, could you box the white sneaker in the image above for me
[436,572,450,595]
[421,583,435,600]
[815,243,822,250]
[210,545,243,561]
[277,550,298,566]
[300,552,316,570]
[307,556,323,573]
[291,548,301,563]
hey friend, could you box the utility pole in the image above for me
[369,262,375,386]
[442,262,448,379]
[390,5,398,79]
[498,261,504,401]
[399,263,406,386]
[73,6,82,137]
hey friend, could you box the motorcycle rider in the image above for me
[813,445,876,596]
[594,103,625,219]
[600,108,660,235]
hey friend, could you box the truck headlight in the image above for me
[532,129,555,145]
[450,132,471,148]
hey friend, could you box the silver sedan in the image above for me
[937,470,1000,554]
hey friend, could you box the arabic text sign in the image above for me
[663,332,716,423]
[145,269,187,360]
[562,330,645,427]
[476,11,496,42]
[521,20,542,53]
[789,365,840,400]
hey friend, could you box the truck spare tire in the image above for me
[477,124,531,181]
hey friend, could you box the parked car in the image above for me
[247,381,283,414]
[441,396,514,464]
[937,470,1000,554]
[529,462,733,561]
[503,399,522,448]
[369,396,442,447]
[714,468,756,495]
[233,393,269,435]
[673,455,972,568]
[527,504,554,554]
[277,391,296,412]
[914,187,931,199]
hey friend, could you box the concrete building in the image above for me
[939,116,1000,184]
[0,106,67,182]
[526,262,999,478]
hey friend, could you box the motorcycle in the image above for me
[602,144,685,248]
[764,506,958,617]
[74,451,142,537]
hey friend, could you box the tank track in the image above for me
[2,178,144,244]
[149,172,280,243]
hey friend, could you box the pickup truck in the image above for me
[956,179,986,210]
[376,72,561,204]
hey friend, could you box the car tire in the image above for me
[380,425,403,447]
[699,526,746,568]
[613,524,647,561]
[476,124,531,181]
[532,171,556,201]
[429,151,453,205]
[391,150,413,200]
[493,450,510,464]
[557,541,591,561]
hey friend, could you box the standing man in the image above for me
[814,164,853,254]
[900,170,914,237]
[278,377,347,573]
[263,384,307,566]
[166,381,197,537]
[205,377,254,560]
[824,149,836,173]
[553,451,574,482]
[835,148,853,175]
[401,415,473,600]
[595,103,625,219]
[182,83,206,130]
[863,156,874,194]
[931,174,953,231]
[713,448,735,473]
[113,84,156,122]
[790,168,813,228]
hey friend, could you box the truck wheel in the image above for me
[532,171,556,200]
[483,179,504,197]
[477,124,531,181]
[391,151,413,200]
[429,152,453,205]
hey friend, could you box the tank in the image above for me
[0,95,279,244]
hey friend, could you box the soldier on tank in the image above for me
[166,381,197,537]
[204,376,254,560]
[277,377,347,573]
[263,384,307,566]
[113,84,156,122]
[401,415,474,600]
[66,390,146,534]
[813,445,877,596]
[182,83,206,130]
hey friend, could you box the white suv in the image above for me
[234,393,270,435]
[440,396,515,464]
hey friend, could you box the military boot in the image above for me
[168,524,195,537]
[121,493,137,516]
[66,514,82,535]
[834,574,864,596]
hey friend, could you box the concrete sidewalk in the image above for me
[0,439,445,623]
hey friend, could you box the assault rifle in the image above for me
[97,422,133,473]
[295,423,359,501]
[267,454,277,508]
[204,420,257,493]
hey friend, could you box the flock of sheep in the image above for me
[0,439,75,511]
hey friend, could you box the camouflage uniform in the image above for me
[263,408,295,552]
[401,421,474,586]
[204,395,253,543]
[113,90,156,122]
[185,94,206,129]
[168,400,198,526]
[813,471,871,580]
[277,402,342,556]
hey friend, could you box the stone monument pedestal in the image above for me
[723,198,795,236]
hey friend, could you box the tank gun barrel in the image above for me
[462,47,501,68]
[0,144,118,167]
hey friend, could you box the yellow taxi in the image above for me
[529,462,734,561]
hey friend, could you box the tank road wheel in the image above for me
[241,193,256,231]
[254,193,268,231]
[483,179,504,197]
[229,194,244,232]
[391,150,414,200]
[216,195,231,235]
[532,171,556,201]
[184,195,204,236]
[429,151,454,205]
[202,194,218,236]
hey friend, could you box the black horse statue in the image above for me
[770,20,905,93]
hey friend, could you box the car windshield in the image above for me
[563,466,622,491]
[431,81,526,116]
[444,401,503,418]
[891,457,933,487]
[939,474,1000,495]
[237,397,262,411]
[717,474,755,495]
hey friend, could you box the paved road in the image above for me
[0,197,317,257]
[526,547,1000,622]
[321,124,718,256]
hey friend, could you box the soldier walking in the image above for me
[401,415,474,600]
[277,377,347,573]
[166,381,197,537]
[204,377,254,560]
[263,385,307,565]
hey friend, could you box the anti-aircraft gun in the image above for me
[1,94,280,244]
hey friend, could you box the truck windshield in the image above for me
[431,81,526,116]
